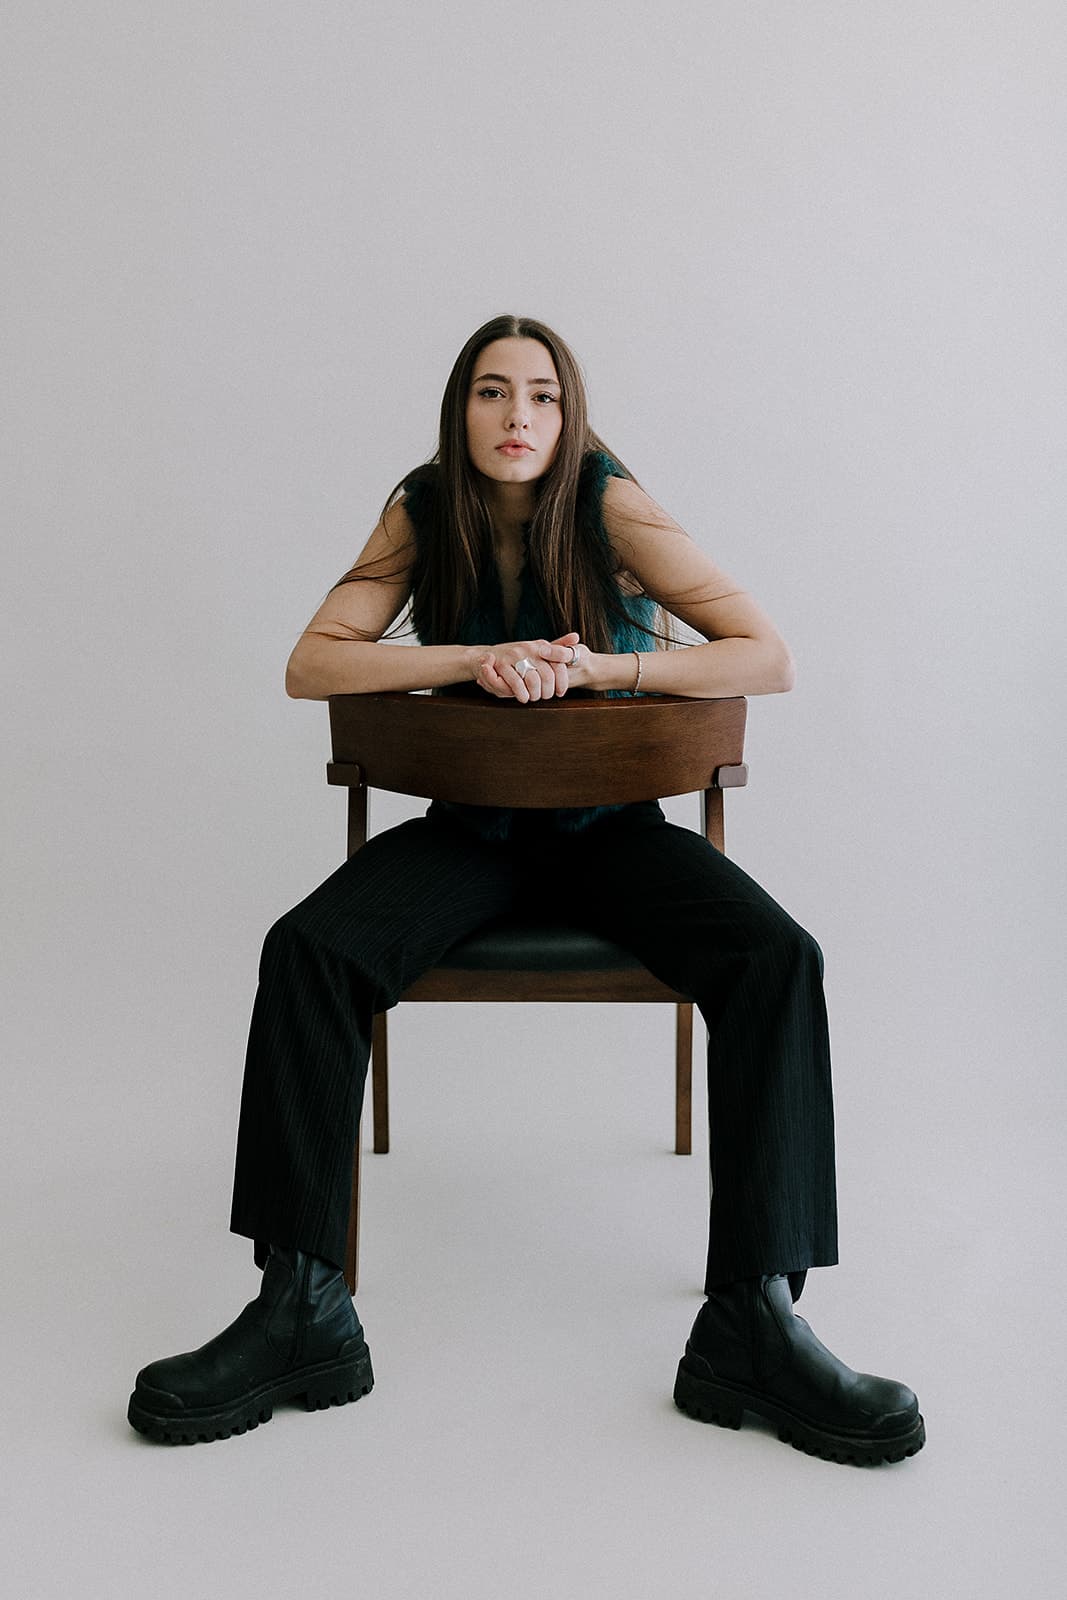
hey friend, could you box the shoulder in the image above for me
[579,447,629,497]
[577,450,681,575]
[402,460,439,493]
[400,460,438,507]
[576,450,634,541]
[394,462,439,542]
[380,494,416,549]
[599,469,678,546]
[600,471,655,517]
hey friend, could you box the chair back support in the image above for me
[327,692,747,809]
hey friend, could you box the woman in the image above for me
[128,315,924,1463]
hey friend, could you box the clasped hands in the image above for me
[473,632,590,703]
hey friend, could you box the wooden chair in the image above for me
[326,691,749,1292]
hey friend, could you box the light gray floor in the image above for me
[4,999,1063,1600]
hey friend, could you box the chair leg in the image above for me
[346,1016,388,1294]
[372,1011,390,1153]
[675,1002,693,1155]
[344,1114,362,1294]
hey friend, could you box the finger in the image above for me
[534,662,555,699]
[504,663,531,703]
[551,662,569,697]
[478,657,513,698]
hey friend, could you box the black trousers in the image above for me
[229,802,839,1294]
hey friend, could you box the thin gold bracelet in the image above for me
[629,651,643,695]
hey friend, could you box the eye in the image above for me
[476,386,505,399]
[534,392,559,404]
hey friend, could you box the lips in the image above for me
[497,441,533,453]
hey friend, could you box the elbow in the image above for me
[285,641,322,700]
[757,637,795,695]
[775,644,797,694]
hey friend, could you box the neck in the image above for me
[478,476,537,541]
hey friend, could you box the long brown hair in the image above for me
[337,314,665,652]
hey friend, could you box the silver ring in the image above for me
[513,656,534,676]
[568,644,580,666]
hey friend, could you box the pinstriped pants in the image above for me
[229,802,838,1292]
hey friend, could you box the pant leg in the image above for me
[555,804,839,1292]
[229,812,520,1270]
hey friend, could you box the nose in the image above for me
[505,395,530,431]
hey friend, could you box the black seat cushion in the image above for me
[437,917,645,973]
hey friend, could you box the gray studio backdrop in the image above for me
[4,0,1063,1399]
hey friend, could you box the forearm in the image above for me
[587,636,796,698]
[286,636,482,699]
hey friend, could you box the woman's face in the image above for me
[464,337,563,485]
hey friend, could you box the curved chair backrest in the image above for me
[327,691,747,810]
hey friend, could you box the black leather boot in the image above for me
[127,1245,373,1445]
[674,1275,924,1465]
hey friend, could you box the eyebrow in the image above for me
[472,372,560,387]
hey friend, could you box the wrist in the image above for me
[585,649,617,694]
[464,644,487,683]
[595,651,638,692]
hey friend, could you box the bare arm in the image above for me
[574,476,796,698]
[285,502,576,700]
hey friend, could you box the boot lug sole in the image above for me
[127,1343,374,1445]
[674,1361,925,1466]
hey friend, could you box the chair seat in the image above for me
[437,917,646,972]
